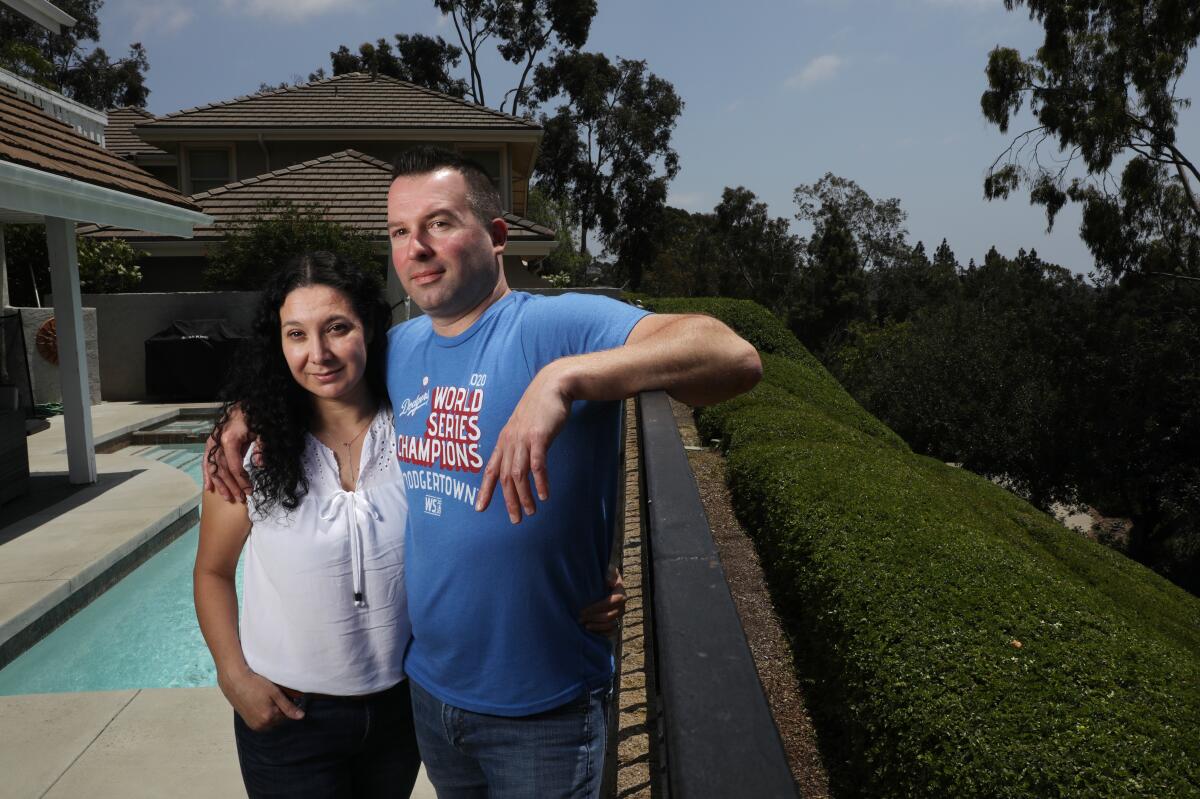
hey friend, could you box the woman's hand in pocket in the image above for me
[220,668,304,732]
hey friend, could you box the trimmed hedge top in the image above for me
[632,295,813,362]
[642,295,1200,797]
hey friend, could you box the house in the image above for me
[90,72,557,296]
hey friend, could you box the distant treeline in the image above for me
[622,175,1200,595]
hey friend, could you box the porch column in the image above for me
[44,216,95,484]
[1,224,8,386]
[0,223,8,308]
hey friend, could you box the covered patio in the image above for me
[0,81,210,486]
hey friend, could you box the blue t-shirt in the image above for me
[386,291,649,715]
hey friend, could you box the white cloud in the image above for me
[117,0,193,37]
[785,54,844,90]
[221,0,361,22]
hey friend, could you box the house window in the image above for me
[187,148,233,193]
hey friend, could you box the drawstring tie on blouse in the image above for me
[319,491,382,607]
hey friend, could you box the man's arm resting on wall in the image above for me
[477,313,762,522]
[562,312,763,407]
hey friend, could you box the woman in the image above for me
[195,252,623,798]
[194,251,418,798]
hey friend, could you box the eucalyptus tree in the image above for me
[432,0,595,115]
[0,0,150,109]
[532,51,683,258]
[793,173,910,274]
[981,0,1200,280]
[496,0,595,116]
[327,34,468,97]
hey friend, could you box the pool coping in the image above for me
[0,508,199,670]
[0,403,217,668]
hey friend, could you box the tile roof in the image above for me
[138,72,540,132]
[0,86,198,211]
[103,107,168,158]
[78,149,554,242]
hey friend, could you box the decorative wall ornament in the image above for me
[35,318,57,365]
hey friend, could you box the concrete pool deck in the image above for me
[0,687,436,797]
[0,402,436,797]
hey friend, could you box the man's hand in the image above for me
[580,565,627,635]
[475,360,573,523]
[203,406,255,503]
[218,667,304,732]
[474,312,762,524]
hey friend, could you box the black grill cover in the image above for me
[145,319,248,400]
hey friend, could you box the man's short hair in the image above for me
[392,146,503,226]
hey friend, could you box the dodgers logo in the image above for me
[399,391,429,417]
[400,376,431,417]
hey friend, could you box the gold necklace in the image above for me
[339,414,374,450]
[325,411,375,488]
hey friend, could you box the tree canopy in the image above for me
[794,207,868,352]
[981,0,1200,281]
[532,51,683,259]
[433,0,596,115]
[494,0,595,115]
[203,201,381,290]
[524,185,591,284]
[326,34,468,98]
[624,187,801,301]
[0,0,150,109]
[2,226,143,305]
[794,173,909,273]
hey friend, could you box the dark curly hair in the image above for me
[212,251,391,514]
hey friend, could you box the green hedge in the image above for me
[643,296,1200,797]
[632,295,813,362]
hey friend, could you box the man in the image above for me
[211,147,762,797]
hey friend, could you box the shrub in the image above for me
[645,296,1200,797]
[636,296,811,361]
[76,238,144,293]
[204,199,382,289]
[1,226,144,304]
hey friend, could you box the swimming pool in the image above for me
[0,444,244,695]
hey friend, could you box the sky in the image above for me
[96,0,1200,277]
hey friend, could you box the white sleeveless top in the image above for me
[240,408,410,695]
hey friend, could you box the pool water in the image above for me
[0,444,244,695]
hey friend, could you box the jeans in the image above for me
[233,679,421,799]
[409,679,610,799]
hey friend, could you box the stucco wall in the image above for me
[82,292,260,401]
[86,286,625,401]
[13,307,102,407]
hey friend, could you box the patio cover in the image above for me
[0,85,211,483]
